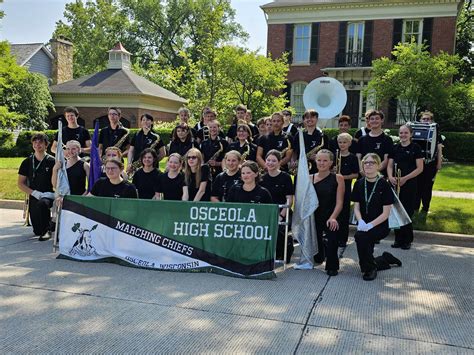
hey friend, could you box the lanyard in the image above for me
[31,154,46,180]
[364,175,380,215]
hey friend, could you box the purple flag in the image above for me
[88,121,101,192]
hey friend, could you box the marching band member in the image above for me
[52,140,90,196]
[100,147,128,180]
[211,151,242,202]
[98,107,130,157]
[311,150,344,273]
[182,148,211,202]
[168,123,199,157]
[127,113,164,174]
[257,112,293,172]
[333,133,359,249]
[245,109,259,138]
[290,109,328,174]
[155,153,184,201]
[89,158,137,198]
[387,125,424,250]
[226,161,272,204]
[261,150,294,262]
[51,107,91,155]
[328,115,357,155]
[132,148,161,200]
[176,107,197,137]
[282,109,298,137]
[415,111,443,213]
[354,110,372,142]
[200,120,229,179]
[195,108,226,144]
[226,104,248,142]
[227,124,257,162]
[18,133,56,240]
[356,110,393,177]
[256,117,269,141]
[351,153,395,281]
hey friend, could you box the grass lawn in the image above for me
[412,197,474,235]
[434,163,474,193]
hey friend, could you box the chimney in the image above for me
[107,42,131,70]
[50,36,73,85]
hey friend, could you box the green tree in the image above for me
[366,41,461,122]
[455,0,473,83]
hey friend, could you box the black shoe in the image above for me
[391,242,401,248]
[313,254,325,264]
[382,252,402,267]
[327,270,338,276]
[38,233,51,241]
[363,269,377,281]
[401,243,412,250]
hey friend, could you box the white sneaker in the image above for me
[294,262,313,270]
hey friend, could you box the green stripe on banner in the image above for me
[62,195,279,277]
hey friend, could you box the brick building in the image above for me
[261,0,463,127]
[49,43,186,129]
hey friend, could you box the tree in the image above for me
[455,0,473,83]
[366,40,461,122]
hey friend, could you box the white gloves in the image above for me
[41,192,55,200]
[31,190,42,200]
[357,220,374,232]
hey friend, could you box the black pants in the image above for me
[29,197,53,236]
[315,218,339,271]
[276,225,294,262]
[337,193,351,247]
[354,225,388,273]
[415,162,437,212]
[394,179,417,246]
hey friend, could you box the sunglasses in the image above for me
[187,156,198,160]
[363,161,377,166]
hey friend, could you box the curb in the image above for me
[1,199,473,248]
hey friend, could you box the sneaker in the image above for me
[391,242,402,248]
[363,269,377,281]
[401,243,412,250]
[327,270,338,276]
[294,262,314,270]
[38,233,51,241]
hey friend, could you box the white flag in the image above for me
[292,129,319,264]
[56,120,70,197]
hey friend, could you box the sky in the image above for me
[0,0,269,53]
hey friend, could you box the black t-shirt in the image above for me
[90,178,138,198]
[196,127,226,142]
[168,140,198,157]
[18,154,55,192]
[227,141,257,161]
[200,137,228,163]
[211,171,242,201]
[389,143,424,177]
[258,132,293,158]
[351,177,394,229]
[185,164,211,201]
[354,127,371,140]
[98,126,130,151]
[283,123,298,137]
[226,184,273,204]
[156,172,184,200]
[132,168,160,199]
[226,124,259,141]
[357,132,393,161]
[313,173,338,222]
[292,129,328,155]
[67,160,87,195]
[130,130,164,162]
[54,126,91,148]
[260,171,294,205]
[338,153,359,200]
[328,136,357,155]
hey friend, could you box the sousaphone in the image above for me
[303,77,347,120]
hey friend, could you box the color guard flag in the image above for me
[88,121,101,192]
[55,120,70,197]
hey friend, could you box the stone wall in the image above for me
[50,37,73,85]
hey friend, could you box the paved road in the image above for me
[1,209,472,353]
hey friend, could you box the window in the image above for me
[402,19,423,45]
[293,24,311,64]
[396,99,416,124]
[346,22,365,65]
[290,82,307,121]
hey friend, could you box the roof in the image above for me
[261,0,460,8]
[10,43,54,66]
[108,42,131,54]
[49,68,187,103]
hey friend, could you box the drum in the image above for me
[409,122,437,162]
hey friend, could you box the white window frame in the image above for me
[290,81,308,122]
[346,22,365,66]
[293,24,311,64]
[402,19,423,45]
[396,99,416,124]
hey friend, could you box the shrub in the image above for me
[0,130,15,157]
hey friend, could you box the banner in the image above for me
[58,196,279,279]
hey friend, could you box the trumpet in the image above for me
[394,163,401,196]
[335,149,342,174]
[202,125,210,141]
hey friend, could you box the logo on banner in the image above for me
[69,223,99,257]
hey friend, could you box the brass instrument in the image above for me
[395,163,401,196]
[202,125,210,141]
[208,141,224,176]
[23,194,31,226]
[128,135,161,179]
[289,135,325,175]
[102,131,129,162]
[241,142,251,161]
[335,149,342,174]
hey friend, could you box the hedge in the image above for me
[0,128,473,162]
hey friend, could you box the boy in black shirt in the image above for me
[18,133,56,240]
[51,107,91,156]
[328,115,357,155]
[98,107,130,157]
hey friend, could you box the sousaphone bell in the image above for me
[303,77,347,120]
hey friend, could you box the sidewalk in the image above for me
[1,208,473,353]
[432,190,474,199]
